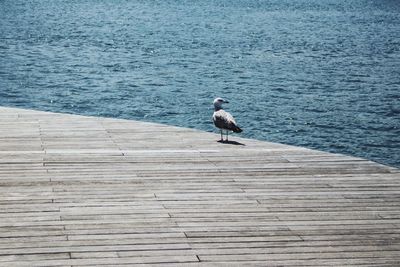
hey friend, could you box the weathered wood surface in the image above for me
[0,106,399,266]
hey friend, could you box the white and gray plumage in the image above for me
[213,97,242,142]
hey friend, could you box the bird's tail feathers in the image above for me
[233,126,242,133]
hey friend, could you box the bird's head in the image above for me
[213,97,229,110]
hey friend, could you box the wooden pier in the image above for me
[0,106,399,266]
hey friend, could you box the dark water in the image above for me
[1,0,400,167]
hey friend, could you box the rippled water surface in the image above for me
[1,0,400,167]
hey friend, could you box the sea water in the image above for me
[1,0,399,167]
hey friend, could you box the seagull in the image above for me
[213,97,242,142]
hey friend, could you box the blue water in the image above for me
[1,0,400,167]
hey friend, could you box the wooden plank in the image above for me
[198,251,400,262]
[0,253,70,263]
[0,255,200,267]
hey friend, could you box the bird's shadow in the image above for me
[217,140,246,146]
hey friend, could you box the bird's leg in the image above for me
[226,130,229,142]
[220,129,223,141]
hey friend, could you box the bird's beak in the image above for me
[224,100,229,104]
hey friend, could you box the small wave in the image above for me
[143,83,167,87]
[386,108,400,117]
